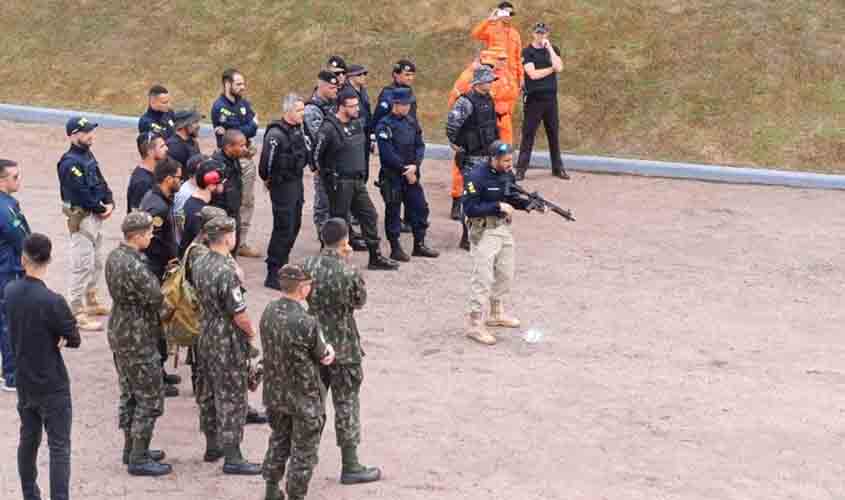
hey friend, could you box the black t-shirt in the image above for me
[127,166,155,214]
[179,196,207,258]
[522,44,561,98]
[166,135,201,176]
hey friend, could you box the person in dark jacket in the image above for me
[258,93,310,290]
[347,64,374,172]
[179,159,225,258]
[139,158,182,281]
[0,158,30,392]
[166,110,203,175]
[372,59,418,128]
[314,89,397,271]
[7,233,80,500]
[128,132,168,214]
[211,129,249,253]
[138,85,175,139]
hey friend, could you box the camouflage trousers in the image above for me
[312,174,330,240]
[262,412,325,498]
[320,363,363,448]
[196,332,249,448]
[239,157,256,245]
[113,353,164,442]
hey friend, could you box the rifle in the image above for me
[505,179,576,222]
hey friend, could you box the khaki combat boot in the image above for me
[85,291,110,316]
[237,244,262,258]
[486,301,521,328]
[74,311,103,332]
[466,313,496,345]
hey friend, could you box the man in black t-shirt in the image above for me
[515,22,569,181]
[179,159,225,258]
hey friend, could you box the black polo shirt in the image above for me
[522,44,561,98]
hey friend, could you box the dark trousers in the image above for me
[17,391,72,500]
[0,273,19,385]
[328,178,380,245]
[516,95,564,171]
[382,175,430,241]
[267,181,304,272]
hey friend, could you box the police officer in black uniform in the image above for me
[375,88,439,262]
[446,66,500,250]
[258,94,310,290]
[138,85,176,139]
[372,59,418,127]
[314,88,397,271]
[211,130,249,254]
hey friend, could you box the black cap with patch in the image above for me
[327,55,348,72]
[318,70,340,86]
[394,59,416,74]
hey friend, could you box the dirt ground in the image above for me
[0,121,843,500]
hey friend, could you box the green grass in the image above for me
[2,0,845,173]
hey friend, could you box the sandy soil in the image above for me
[0,121,843,500]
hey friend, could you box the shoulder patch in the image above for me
[240,107,246,115]
[380,101,389,109]
[233,287,244,304]
[152,216,164,228]
[71,166,83,177]
[467,182,477,194]
[378,128,391,140]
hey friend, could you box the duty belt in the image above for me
[468,215,510,229]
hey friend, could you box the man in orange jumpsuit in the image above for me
[447,49,517,220]
[471,2,524,88]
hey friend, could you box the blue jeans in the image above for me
[18,391,72,500]
[0,273,19,385]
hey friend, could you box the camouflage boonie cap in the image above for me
[204,216,236,238]
[279,264,312,282]
[199,206,228,228]
[471,66,498,86]
[121,211,153,234]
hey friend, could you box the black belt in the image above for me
[337,173,367,181]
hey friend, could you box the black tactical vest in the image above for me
[266,121,309,182]
[327,118,367,178]
[456,91,499,156]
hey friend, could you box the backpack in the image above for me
[160,243,202,347]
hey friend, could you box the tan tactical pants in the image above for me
[239,157,256,244]
[68,214,103,313]
[468,221,515,315]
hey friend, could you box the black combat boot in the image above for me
[203,433,224,462]
[164,384,179,397]
[515,167,527,181]
[246,405,269,424]
[389,239,410,262]
[459,223,470,251]
[350,237,368,252]
[222,445,262,475]
[551,164,570,180]
[367,245,399,271]
[400,220,411,233]
[264,267,281,291]
[339,446,382,485]
[127,438,172,477]
[264,480,284,500]
[412,238,439,258]
[163,371,181,385]
[450,199,462,221]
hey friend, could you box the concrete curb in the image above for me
[2,103,844,190]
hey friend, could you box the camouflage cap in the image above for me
[121,211,154,234]
[204,216,236,239]
[471,66,498,86]
[279,264,312,282]
[199,205,228,228]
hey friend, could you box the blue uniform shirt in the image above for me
[211,94,258,149]
[462,163,531,218]
[138,107,175,139]
[0,191,30,276]
[376,113,425,175]
[57,144,114,214]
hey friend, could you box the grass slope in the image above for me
[2,0,845,172]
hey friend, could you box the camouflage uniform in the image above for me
[192,250,250,449]
[260,297,328,499]
[302,249,367,448]
[105,242,165,442]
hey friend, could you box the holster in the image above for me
[62,203,87,234]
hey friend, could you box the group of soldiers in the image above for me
[0,2,573,499]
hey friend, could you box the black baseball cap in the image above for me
[327,55,348,73]
[0,159,18,169]
[394,59,416,74]
[533,22,550,33]
[318,70,340,86]
[66,116,98,136]
[498,1,515,14]
[173,109,204,129]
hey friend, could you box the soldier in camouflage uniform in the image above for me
[191,216,262,475]
[301,218,381,484]
[105,212,172,477]
[260,265,336,500]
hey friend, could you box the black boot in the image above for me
[389,239,410,262]
[204,433,224,462]
[459,223,470,251]
[246,405,269,424]
[412,239,439,258]
[127,438,172,476]
[264,267,281,291]
[515,167,527,181]
[163,371,181,385]
[123,433,166,465]
[222,445,262,475]
[368,245,399,271]
[164,384,179,397]
[340,446,382,485]
[450,199,462,221]
[350,237,368,252]
[551,165,570,180]
[400,220,411,233]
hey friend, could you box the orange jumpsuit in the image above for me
[471,19,524,88]
[448,53,518,199]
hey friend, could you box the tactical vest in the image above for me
[455,91,498,156]
[58,148,100,205]
[265,121,309,182]
[327,118,367,178]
